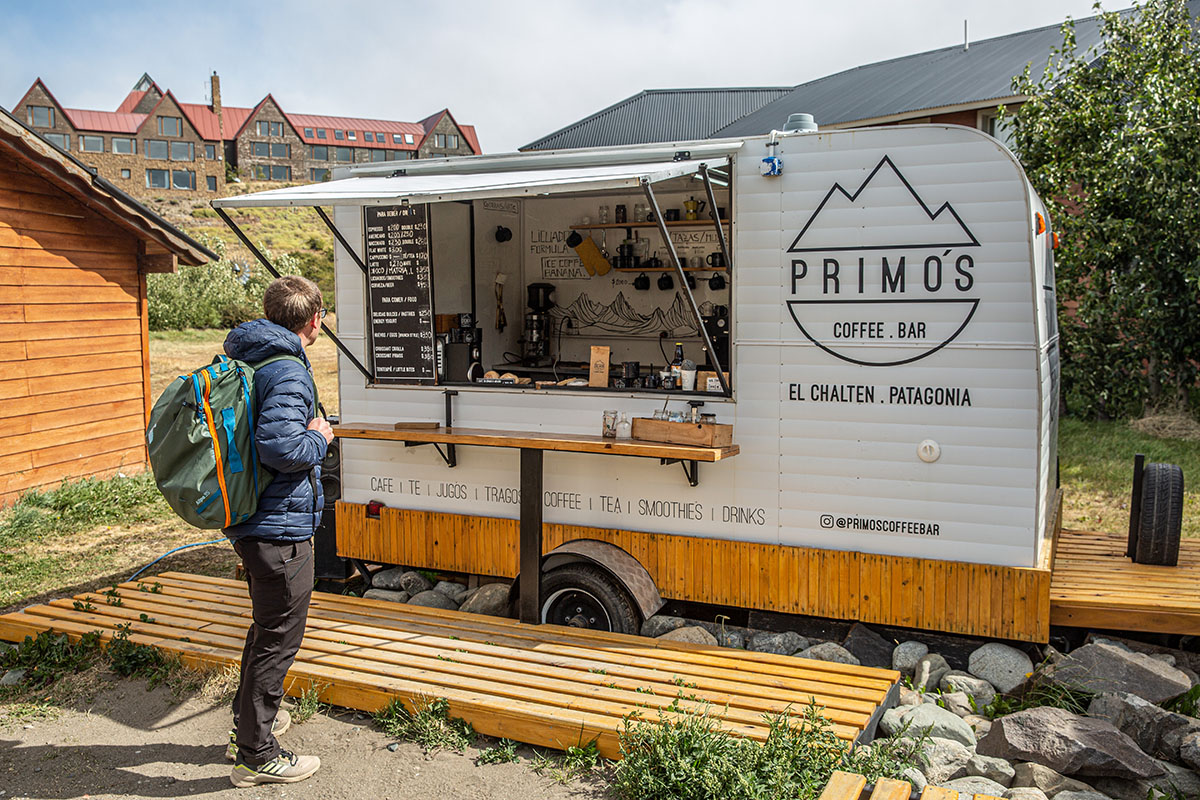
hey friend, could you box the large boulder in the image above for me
[797,642,860,666]
[897,703,977,748]
[1044,641,1192,704]
[969,643,1033,694]
[1091,759,1200,800]
[641,615,686,639]
[1181,730,1200,771]
[397,570,434,596]
[841,623,894,668]
[967,753,1016,787]
[407,589,459,610]
[940,691,974,718]
[457,583,511,617]
[879,704,917,738]
[914,653,952,691]
[900,767,926,793]
[715,628,745,649]
[1009,762,1096,797]
[941,670,998,710]
[978,706,1165,779]
[433,580,469,603]
[964,714,993,739]
[658,626,717,646]
[1004,788,1049,800]
[1087,691,1200,761]
[918,736,973,784]
[893,640,929,675]
[747,631,807,655]
[363,588,410,603]
[1051,792,1109,800]
[370,567,408,591]
[943,776,1009,797]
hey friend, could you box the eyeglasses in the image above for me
[318,308,328,320]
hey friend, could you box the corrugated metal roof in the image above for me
[177,101,253,141]
[115,90,147,114]
[284,112,426,150]
[522,88,791,151]
[60,108,144,134]
[460,124,480,155]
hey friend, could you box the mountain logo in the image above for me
[549,291,702,336]
[784,155,983,367]
[787,155,980,253]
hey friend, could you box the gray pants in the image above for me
[231,537,314,766]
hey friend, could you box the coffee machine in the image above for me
[522,282,555,366]
[701,304,730,370]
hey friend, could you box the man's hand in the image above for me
[307,417,334,445]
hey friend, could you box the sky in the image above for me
[0,0,1110,152]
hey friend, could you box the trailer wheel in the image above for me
[540,564,640,634]
[1133,462,1184,566]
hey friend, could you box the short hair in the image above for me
[263,276,322,333]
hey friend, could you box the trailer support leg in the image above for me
[519,448,543,625]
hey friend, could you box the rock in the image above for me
[964,714,993,739]
[641,615,686,639]
[899,703,977,748]
[893,640,929,675]
[363,588,410,603]
[1052,792,1108,800]
[715,629,745,649]
[898,686,923,707]
[458,583,511,617]
[433,580,469,602]
[879,705,917,738]
[397,571,433,596]
[386,742,400,752]
[941,670,998,710]
[0,669,25,686]
[1092,759,1200,800]
[747,631,807,655]
[944,776,1009,797]
[1087,691,1200,761]
[914,653,952,691]
[658,626,717,646]
[797,642,860,665]
[919,736,974,784]
[968,753,1016,786]
[969,643,1033,694]
[900,767,927,793]
[1044,642,1192,704]
[370,567,408,591]
[941,691,974,718]
[1181,730,1200,771]
[841,623,894,668]
[407,590,459,610]
[1004,788,1049,800]
[978,707,1165,779]
[1010,762,1096,797]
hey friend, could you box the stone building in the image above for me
[11,72,480,201]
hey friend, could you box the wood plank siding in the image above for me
[336,501,1054,641]
[0,157,150,504]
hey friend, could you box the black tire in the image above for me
[1134,462,1184,566]
[539,564,641,635]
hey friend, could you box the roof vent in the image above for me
[783,113,818,133]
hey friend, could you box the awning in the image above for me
[212,157,729,209]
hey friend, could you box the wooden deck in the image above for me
[818,770,998,800]
[1050,528,1200,635]
[0,572,899,759]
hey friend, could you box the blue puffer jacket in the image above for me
[222,319,327,542]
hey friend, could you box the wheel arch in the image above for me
[510,538,664,622]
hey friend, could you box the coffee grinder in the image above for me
[522,282,555,366]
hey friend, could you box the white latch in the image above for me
[917,439,941,463]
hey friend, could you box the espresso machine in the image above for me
[522,282,555,366]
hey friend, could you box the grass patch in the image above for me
[0,474,168,546]
[529,738,604,784]
[1165,684,1200,717]
[1060,417,1200,538]
[373,696,476,753]
[289,681,328,724]
[476,738,520,765]
[980,674,1093,720]
[613,701,927,800]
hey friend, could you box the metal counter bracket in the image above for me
[660,458,700,487]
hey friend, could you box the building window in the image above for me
[272,122,282,136]
[172,169,195,190]
[333,146,353,162]
[316,128,326,139]
[146,168,169,188]
[347,131,356,140]
[376,132,385,141]
[392,134,402,144]
[304,127,313,137]
[270,142,290,158]
[145,139,168,159]
[271,165,290,181]
[310,168,329,181]
[363,132,374,142]
[307,144,328,160]
[81,135,104,152]
[254,164,269,180]
[43,132,70,150]
[405,133,414,144]
[435,133,445,147]
[120,169,131,179]
[334,130,344,140]
[980,110,1015,149]
[204,143,216,160]
[113,137,136,154]
[370,149,387,162]
[170,141,194,161]
[158,116,182,136]
[28,105,53,127]
[448,134,459,149]
[206,175,217,191]
[252,142,269,157]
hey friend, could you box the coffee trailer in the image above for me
[213,123,1063,642]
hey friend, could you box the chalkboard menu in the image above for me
[364,204,436,383]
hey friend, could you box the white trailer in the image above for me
[214,123,1063,641]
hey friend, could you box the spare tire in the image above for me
[1133,462,1184,566]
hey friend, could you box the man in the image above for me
[221,275,333,788]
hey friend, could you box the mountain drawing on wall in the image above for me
[550,291,701,336]
[787,155,981,253]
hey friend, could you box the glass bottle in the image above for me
[615,413,632,439]
[670,343,684,385]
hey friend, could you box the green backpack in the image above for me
[146,354,309,529]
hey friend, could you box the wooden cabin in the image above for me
[0,105,213,506]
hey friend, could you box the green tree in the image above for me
[1006,0,1200,418]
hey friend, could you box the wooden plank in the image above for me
[7,284,137,304]
[23,302,138,322]
[0,341,24,361]
[0,413,144,458]
[0,398,144,437]
[0,165,67,197]
[0,186,88,217]
[869,778,917,800]
[0,305,22,323]
[0,245,137,272]
[0,225,135,254]
[137,253,175,273]
[1,206,132,238]
[0,266,137,292]
[138,271,151,444]
[0,317,141,342]
[818,771,867,800]
[2,350,142,380]
[0,447,144,502]
[30,429,144,468]
[0,382,142,419]
[23,334,143,361]
[919,787,958,800]
[333,423,739,463]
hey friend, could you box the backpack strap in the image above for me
[253,354,319,417]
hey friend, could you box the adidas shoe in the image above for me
[225,709,292,762]
[230,749,320,787]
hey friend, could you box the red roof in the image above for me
[284,112,425,150]
[115,90,148,114]
[61,108,144,134]
[178,101,253,141]
[460,124,481,155]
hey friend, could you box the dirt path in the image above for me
[0,676,609,800]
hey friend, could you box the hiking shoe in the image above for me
[225,709,292,762]
[230,749,320,787]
